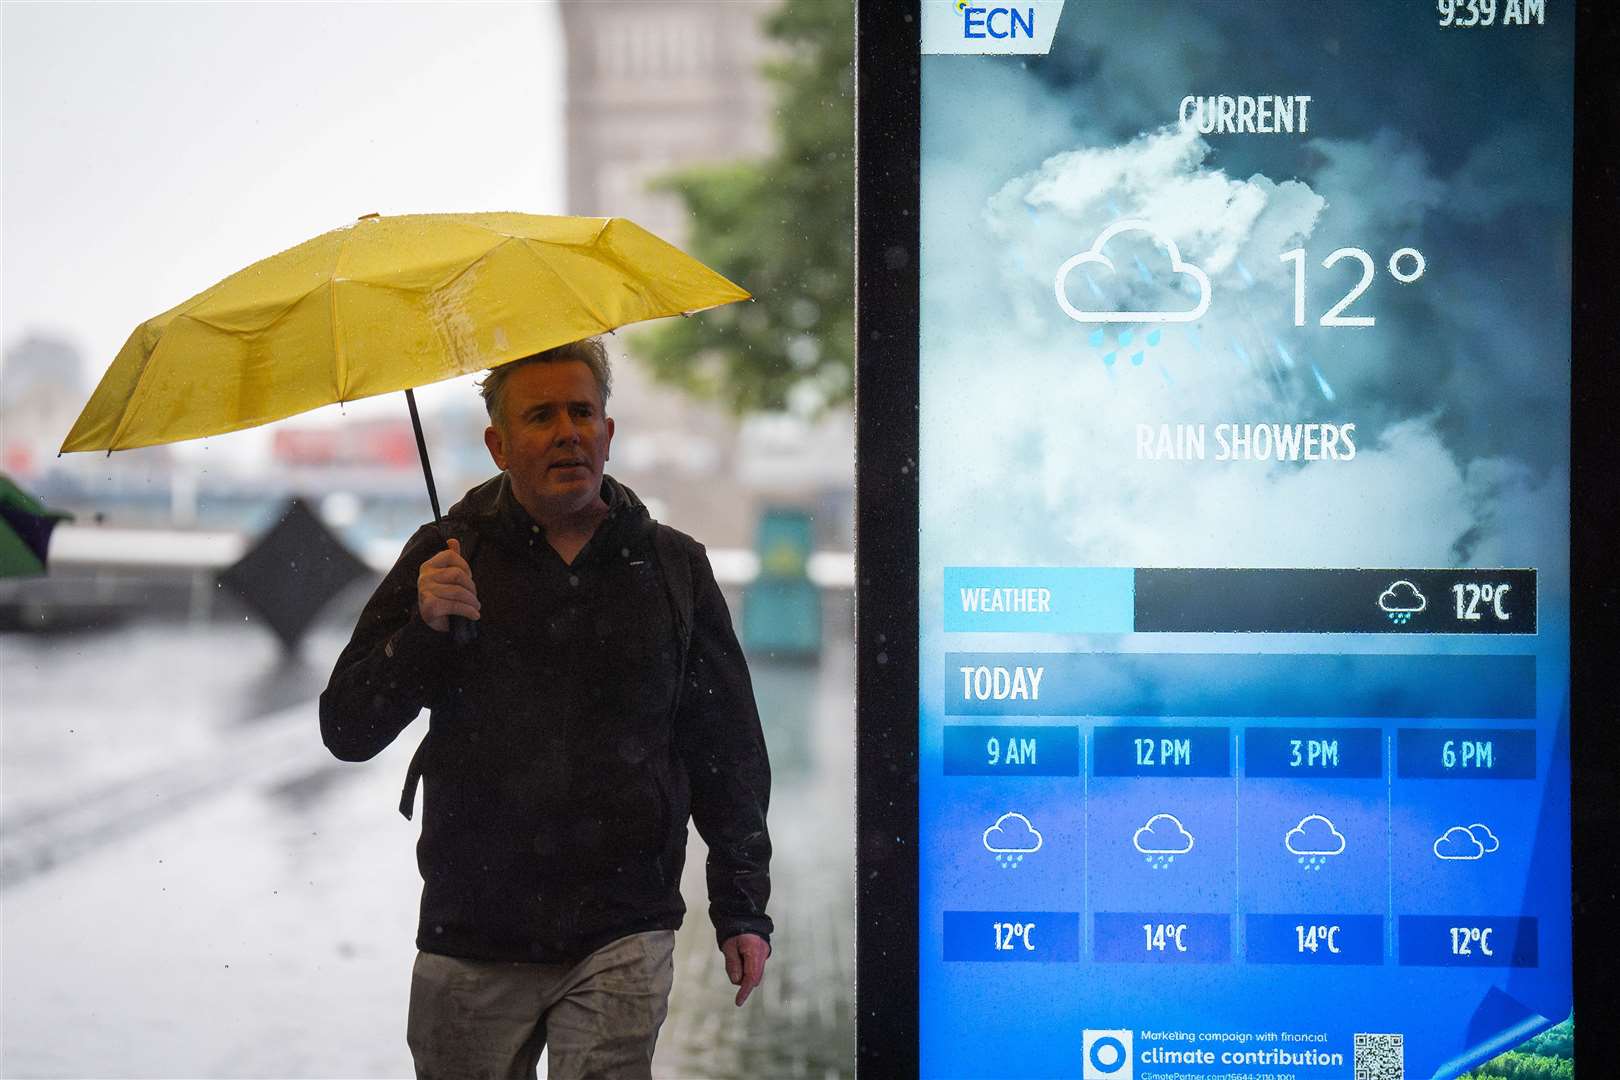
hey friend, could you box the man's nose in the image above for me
[554,417,582,444]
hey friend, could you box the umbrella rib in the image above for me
[515,239,619,331]
[100,327,159,452]
[330,225,360,401]
[169,280,330,335]
[579,219,701,317]
[433,235,519,295]
[104,253,352,450]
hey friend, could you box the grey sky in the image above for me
[2,1,565,446]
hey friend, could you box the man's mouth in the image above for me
[549,459,587,471]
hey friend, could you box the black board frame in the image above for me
[853,2,1619,1075]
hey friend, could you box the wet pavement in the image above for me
[1,603,854,1079]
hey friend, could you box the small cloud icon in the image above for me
[1434,825,1487,861]
[1378,580,1427,614]
[983,811,1043,854]
[1053,219,1212,324]
[1133,812,1194,855]
[1285,814,1346,857]
[1434,823,1499,860]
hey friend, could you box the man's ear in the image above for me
[484,425,508,470]
[603,416,615,462]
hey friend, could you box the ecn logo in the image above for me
[957,1,1037,39]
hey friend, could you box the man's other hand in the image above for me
[417,538,480,633]
[721,933,769,1007]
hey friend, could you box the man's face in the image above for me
[484,360,615,522]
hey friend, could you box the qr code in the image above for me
[1354,1032,1404,1080]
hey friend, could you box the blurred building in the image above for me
[560,0,852,549]
[1,334,90,479]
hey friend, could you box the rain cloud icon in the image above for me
[1054,219,1212,324]
[1133,812,1194,869]
[1378,580,1427,625]
[1434,823,1500,861]
[1285,814,1346,870]
[983,811,1043,869]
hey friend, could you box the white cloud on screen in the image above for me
[921,123,1547,573]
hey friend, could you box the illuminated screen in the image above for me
[917,2,1573,1077]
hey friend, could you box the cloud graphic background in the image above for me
[918,20,1571,588]
[1133,813,1194,855]
[983,812,1044,853]
[1285,814,1347,857]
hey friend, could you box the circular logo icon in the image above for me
[1089,1035,1127,1074]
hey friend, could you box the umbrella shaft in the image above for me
[404,389,443,527]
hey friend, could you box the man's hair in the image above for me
[478,337,613,429]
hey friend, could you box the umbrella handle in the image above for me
[405,387,479,646]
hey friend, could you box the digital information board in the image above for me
[916,3,1574,1077]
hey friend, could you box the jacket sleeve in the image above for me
[319,525,452,762]
[673,541,775,949]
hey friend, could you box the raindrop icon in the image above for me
[1130,351,1145,366]
[1146,329,1162,347]
[1103,352,1117,367]
[1089,329,1106,348]
[1119,329,1134,347]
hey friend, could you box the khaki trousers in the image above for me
[406,930,677,1080]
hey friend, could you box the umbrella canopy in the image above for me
[60,213,750,453]
[0,473,72,578]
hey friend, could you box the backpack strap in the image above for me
[652,524,696,721]
[399,527,480,821]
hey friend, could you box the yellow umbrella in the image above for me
[60,213,748,643]
[62,212,750,454]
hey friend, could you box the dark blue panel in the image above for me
[945,653,1536,718]
[1093,726,1230,777]
[1399,916,1538,968]
[942,725,1080,775]
[1245,727,1383,778]
[1397,729,1536,779]
[1093,913,1231,963]
[942,911,1080,962]
[1245,914,1384,965]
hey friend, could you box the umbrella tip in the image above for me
[358,212,381,221]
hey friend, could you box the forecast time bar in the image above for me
[944,567,1537,634]
[944,653,1536,718]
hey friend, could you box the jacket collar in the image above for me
[446,472,650,539]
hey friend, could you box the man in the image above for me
[319,337,773,1080]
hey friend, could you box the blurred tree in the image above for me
[630,0,853,416]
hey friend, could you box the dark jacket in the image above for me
[319,473,773,962]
